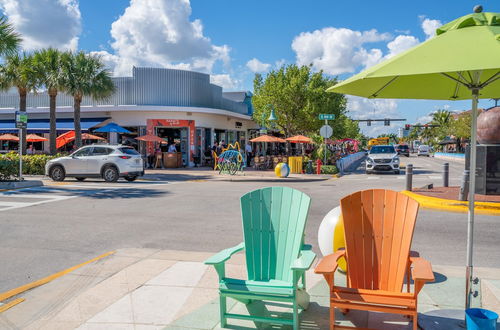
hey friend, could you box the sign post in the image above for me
[15,111,27,181]
[319,114,335,166]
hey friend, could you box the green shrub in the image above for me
[0,153,63,181]
[320,165,338,174]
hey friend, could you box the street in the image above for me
[0,155,498,293]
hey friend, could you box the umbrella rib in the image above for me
[479,71,500,88]
[370,76,399,97]
[441,72,471,88]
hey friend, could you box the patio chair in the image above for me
[315,189,434,330]
[205,187,316,330]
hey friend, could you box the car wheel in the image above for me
[394,170,400,174]
[76,177,86,181]
[103,166,119,182]
[125,176,137,182]
[50,165,65,182]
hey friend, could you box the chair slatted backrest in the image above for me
[240,187,311,283]
[340,189,419,292]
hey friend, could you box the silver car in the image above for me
[45,145,144,182]
[365,145,400,174]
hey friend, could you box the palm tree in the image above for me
[431,109,451,127]
[0,53,38,153]
[33,48,63,155]
[61,51,115,147]
[0,16,21,57]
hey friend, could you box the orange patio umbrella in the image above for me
[250,135,286,143]
[135,134,165,143]
[26,134,48,142]
[285,135,312,143]
[82,133,105,140]
[0,133,19,141]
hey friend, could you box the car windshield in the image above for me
[399,145,409,150]
[119,147,140,155]
[370,146,395,154]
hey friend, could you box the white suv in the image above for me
[46,145,144,182]
[366,145,400,174]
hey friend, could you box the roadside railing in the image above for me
[336,152,366,175]
[434,152,465,162]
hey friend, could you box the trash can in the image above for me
[466,308,498,330]
[164,152,178,168]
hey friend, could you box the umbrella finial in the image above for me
[473,5,483,13]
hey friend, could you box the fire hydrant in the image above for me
[316,159,322,175]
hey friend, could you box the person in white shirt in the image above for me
[168,143,177,153]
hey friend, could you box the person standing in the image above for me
[245,142,252,167]
[168,143,177,153]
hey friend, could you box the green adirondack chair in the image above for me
[205,187,316,329]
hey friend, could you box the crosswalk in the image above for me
[0,191,77,212]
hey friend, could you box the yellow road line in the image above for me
[402,190,500,216]
[0,298,25,313]
[0,251,115,302]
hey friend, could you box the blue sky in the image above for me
[1,0,498,136]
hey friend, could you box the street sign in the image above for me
[319,114,335,120]
[15,111,27,129]
[320,125,333,138]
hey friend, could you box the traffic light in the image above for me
[424,124,429,128]
[405,124,411,130]
[367,120,371,126]
[384,119,390,126]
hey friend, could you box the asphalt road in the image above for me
[0,155,498,292]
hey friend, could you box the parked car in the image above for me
[365,145,400,174]
[395,144,410,157]
[417,145,431,157]
[45,145,144,182]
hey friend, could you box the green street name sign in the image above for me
[319,114,335,120]
[15,111,28,129]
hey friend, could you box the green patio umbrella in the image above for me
[328,7,500,309]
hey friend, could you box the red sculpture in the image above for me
[477,107,500,144]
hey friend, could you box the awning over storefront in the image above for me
[0,117,109,133]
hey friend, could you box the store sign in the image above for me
[15,111,28,129]
[235,121,242,128]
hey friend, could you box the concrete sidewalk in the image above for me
[1,248,499,330]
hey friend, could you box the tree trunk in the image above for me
[74,95,82,148]
[49,89,57,155]
[19,88,27,155]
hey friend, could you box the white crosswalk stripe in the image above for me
[0,192,76,212]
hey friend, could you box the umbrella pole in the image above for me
[465,88,479,309]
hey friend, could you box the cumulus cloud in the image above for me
[97,0,231,77]
[246,58,271,73]
[210,74,239,90]
[0,0,81,51]
[346,96,400,136]
[291,27,391,75]
[420,17,442,39]
[386,35,419,58]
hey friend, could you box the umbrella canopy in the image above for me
[0,133,19,141]
[250,135,286,143]
[94,122,131,133]
[285,135,312,143]
[82,133,105,140]
[328,9,500,308]
[135,134,165,143]
[26,134,48,142]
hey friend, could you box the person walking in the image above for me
[245,142,252,167]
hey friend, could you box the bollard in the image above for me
[459,170,470,201]
[443,163,449,187]
[405,164,413,191]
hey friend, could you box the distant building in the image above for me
[398,127,409,138]
[0,67,258,166]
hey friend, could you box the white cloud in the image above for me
[98,0,231,77]
[346,96,400,136]
[420,17,442,39]
[246,58,271,73]
[386,35,419,58]
[291,27,391,75]
[210,74,239,90]
[0,0,81,51]
[274,59,286,68]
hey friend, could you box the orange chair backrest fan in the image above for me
[340,189,419,292]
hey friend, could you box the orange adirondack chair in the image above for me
[315,189,434,330]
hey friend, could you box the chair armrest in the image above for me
[204,242,244,265]
[410,257,434,282]
[291,249,316,271]
[314,250,346,275]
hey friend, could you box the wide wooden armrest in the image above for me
[291,249,316,271]
[410,257,434,282]
[204,242,245,265]
[314,250,345,275]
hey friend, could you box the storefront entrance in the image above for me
[146,119,195,167]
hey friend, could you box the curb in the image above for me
[401,190,500,216]
[0,180,43,191]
